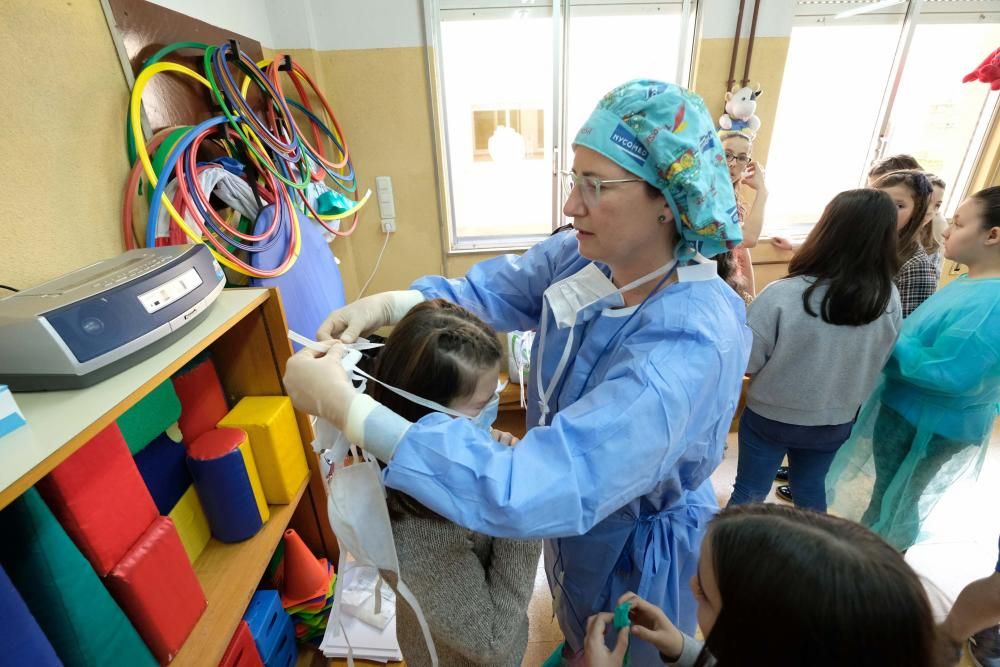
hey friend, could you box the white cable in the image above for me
[357,231,391,299]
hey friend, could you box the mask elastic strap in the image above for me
[351,365,505,422]
[288,330,384,352]
[614,259,678,293]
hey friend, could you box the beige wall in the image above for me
[1,1,130,290]
[6,4,994,298]
[692,36,793,290]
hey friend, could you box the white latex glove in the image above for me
[317,290,425,343]
[283,342,357,429]
[490,429,520,447]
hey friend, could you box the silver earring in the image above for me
[657,215,668,223]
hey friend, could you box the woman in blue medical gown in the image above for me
[284,80,751,664]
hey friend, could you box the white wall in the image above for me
[149,0,425,50]
[699,0,794,39]
[146,0,276,45]
[268,0,425,50]
[150,1,790,51]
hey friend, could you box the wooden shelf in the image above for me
[173,477,309,667]
[0,289,269,510]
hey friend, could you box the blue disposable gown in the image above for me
[828,275,1000,550]
[378,231,751,661]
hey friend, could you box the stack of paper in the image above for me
[320,560,402,663]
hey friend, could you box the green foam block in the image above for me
[117,380,182,454]
[0,489,157,667]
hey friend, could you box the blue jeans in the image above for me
[728,409,852,512]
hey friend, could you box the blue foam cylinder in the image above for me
[186,429,267,543]
[134,432,191,515]
[0,564,61,667]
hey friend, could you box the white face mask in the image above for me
[535,260,677,426]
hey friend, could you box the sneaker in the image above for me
[775,466,789,482]
[775,485,793,503]
[971,625,1000,667]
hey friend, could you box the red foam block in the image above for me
[106,516,207,664]
[219,621,265,667]
[172,359,229,444]
[37,422,158,576]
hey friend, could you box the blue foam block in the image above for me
[243,590,294,664]
[0,564,61,667]
[249,206,346,349]
[134,433,191,515]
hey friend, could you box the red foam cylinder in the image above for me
[172,358,229,443]
[36,422,158,576]
[106,517,207,664]
[219,621,265,667]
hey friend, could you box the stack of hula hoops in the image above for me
[123,40,368,279]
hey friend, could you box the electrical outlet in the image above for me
[382,219,396,233]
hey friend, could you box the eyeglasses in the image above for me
[725,152,752,166]
[561,170,645,208]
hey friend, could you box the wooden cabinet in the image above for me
[0,288,334,666]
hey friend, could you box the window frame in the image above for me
[768,0,1000,237]
[424,0,699,253]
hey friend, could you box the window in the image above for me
[765,1,1000,239]
[426,1,698,251]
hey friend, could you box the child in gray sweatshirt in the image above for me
[362,299,540,666]
[728,189,902,512]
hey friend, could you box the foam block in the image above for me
[0,563,61,666]
[243,590,295,665]
[219,621,264,667]
[36,423,158,576]
[218,397,308,504]
[0,489,156,667]
[134,432,191,515]
[116,380,182,454]
[172,358,229,443]
[167,486,211,564]
[187,428,269,543]
[106,517,206,664]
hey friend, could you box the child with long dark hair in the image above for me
[727,189,902,511]
[582,504,945,667]
[828,186,1000,552]
[366,299,541,666]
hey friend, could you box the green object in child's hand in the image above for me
[614,601,632,666]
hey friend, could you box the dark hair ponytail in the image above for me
[972,185,1000,231]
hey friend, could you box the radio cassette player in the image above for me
[0,245,225,391]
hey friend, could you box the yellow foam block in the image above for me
[218,397,308,504]
[237,438,271,523]
[168,486,211,563]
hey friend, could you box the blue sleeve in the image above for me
[891,295,1000,396]
[411,231,584,333]
[382,331,731,539]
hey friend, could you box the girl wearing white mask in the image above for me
[285,80,751,665]
[365,298,540,666]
